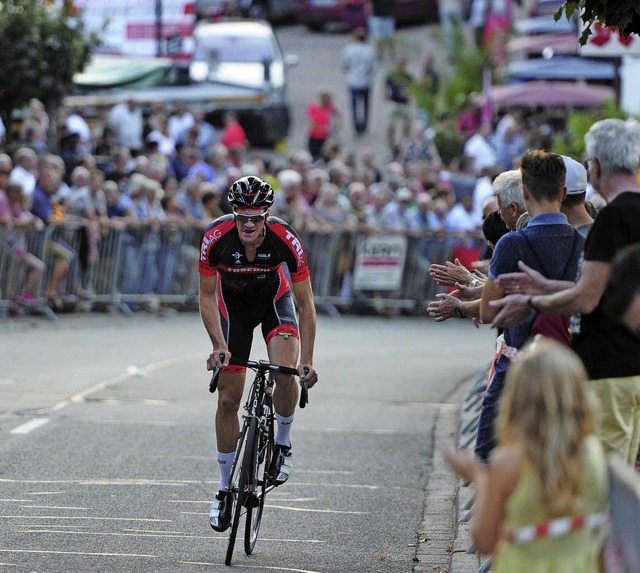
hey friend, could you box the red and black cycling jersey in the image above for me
[199,214,311,297]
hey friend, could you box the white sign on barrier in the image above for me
[352,234,408,291]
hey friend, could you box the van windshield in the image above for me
[195,36,277,63]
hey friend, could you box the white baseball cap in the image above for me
[562,155,588,195]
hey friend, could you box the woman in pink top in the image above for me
[306,89,341,161]
[220,111,248,151]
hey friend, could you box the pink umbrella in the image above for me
[474,81,616,108]
[507,33,579,56]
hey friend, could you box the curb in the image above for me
[414,370,487,573]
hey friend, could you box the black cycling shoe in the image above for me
[209,491,232,532]
[268,444,292,486]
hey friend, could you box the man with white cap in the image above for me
[560,155,594,237]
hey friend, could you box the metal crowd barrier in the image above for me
[300,227,483,316]
[1,220,484,320]
[0,225,56,320]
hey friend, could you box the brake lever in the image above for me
[298,367,310,409]
[209,354,226,394]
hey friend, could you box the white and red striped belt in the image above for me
[504,512,608,545]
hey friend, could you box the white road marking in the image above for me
[182,505,367,516]
[180,562,326,572]
[243,566,327,572]
[0,477,207,486]
[46,353,201,413]
[1,515,171,522]
[150,455,212,460]
[19,505,91,510]
[76,419,188,426]
[19,528,325,544]
[0,549,156,558]
[18,529,215,540]
[18,524,94,529]
[9,418,50,435]
[265,504,368,515]
[123,530,326,544]
[294,469,353,474]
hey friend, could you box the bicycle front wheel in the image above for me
[225,418,257,566]
[245,416,273,554]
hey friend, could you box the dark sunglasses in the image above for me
[0,169,11,176]
[234,212,268,225]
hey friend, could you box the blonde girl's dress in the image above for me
[494,435,608,573]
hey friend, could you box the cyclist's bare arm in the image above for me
[199,273,231,369]
[292,277,318,388]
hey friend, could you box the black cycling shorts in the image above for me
[218,284,299,374]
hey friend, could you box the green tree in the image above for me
[557,1,640,45]
[410,23,491,165]
[0,0,97,139]
[552,101,627,158]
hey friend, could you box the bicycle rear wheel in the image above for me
[225,418,257,566]
[244,413,273,554]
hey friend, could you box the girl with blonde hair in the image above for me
[445,337,609,572]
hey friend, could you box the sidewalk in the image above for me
[414,367,488,573]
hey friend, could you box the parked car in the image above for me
[296,0,439,32]
[196,0,296,22]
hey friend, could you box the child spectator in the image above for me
[444,337,608,572]
[1,183,46,303]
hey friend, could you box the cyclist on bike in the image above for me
[199,175,319,532]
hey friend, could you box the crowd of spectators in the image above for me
[0,94,604,313]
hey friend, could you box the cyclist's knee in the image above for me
[217,393,241,416]
[274,374,296,393]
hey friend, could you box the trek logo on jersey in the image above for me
[285,230,304,266]
[257,253,271,259]
[201,229,222,261]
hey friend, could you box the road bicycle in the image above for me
[209,357,308,565]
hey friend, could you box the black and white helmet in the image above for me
[228,176,274,208]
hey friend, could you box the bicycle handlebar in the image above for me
[209,357,310,407]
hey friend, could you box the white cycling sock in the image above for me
[218,450,235,492]
[275,413,294,447]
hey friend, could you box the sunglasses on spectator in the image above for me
[234,212,268,225]
[0,169,11,176]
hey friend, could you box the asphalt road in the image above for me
[0,313,494,572]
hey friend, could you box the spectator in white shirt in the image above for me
[446,194,480,232]
[168,101,195,144]
[108,98,144,155]
[10,147,38,197]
